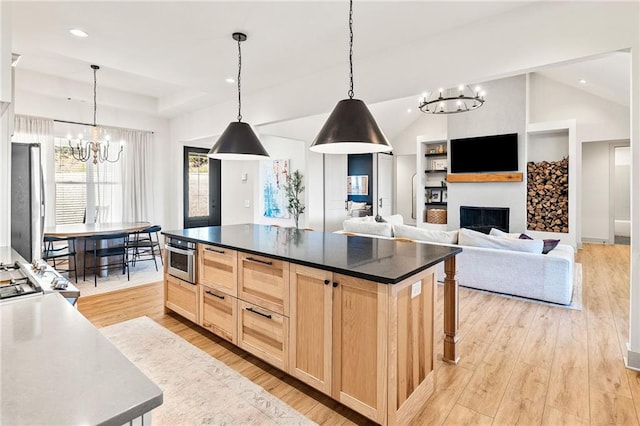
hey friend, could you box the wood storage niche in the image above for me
[526,157,568,233]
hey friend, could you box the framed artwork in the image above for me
[430,189,441,203]
[432,159,447,171]
[262,159,290,218]
[442,189,448,202]
[347,175,369,195]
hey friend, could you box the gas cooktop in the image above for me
[0,262,44,301]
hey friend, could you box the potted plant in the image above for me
[284,169,306,229]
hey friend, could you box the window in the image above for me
[188,151,209,218]
[53,136,122,224]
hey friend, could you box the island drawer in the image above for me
[199,284,237,344]
[165,274,198,323]
[199,244,237,297]
[238,253,290,316]
[238,300,289,371]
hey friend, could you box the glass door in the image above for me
[183,147,221,228]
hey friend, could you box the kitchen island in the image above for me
[163,224,461,425]
[0,247,163,425]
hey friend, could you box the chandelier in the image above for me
[69,65,122,165]
[418,85,486,114]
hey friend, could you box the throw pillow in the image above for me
[458,228,543,254]
[392,224,458,244]
[489,228,521,239]
[343,220,393,238]
[519,233,561,254]
[382,214,404,226]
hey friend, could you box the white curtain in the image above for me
[121,129,153,223]
[12,115,56,227]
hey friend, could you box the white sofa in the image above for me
[338,218,575,305]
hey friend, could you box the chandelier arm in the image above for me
[348,0,354,99]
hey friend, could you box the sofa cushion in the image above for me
[343,220,393,238]
[458,228,543,254]
[382,214,404,226]
[519,233,561,254]
[393,224,458,244]
[345,215,375,223]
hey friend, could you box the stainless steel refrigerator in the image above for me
[11,143,44,262]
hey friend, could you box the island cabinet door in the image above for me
[199,284,237,344]
[238,300,289,371]
[198,244,237,297]
[332,274,389,425]
[238,253,290,316]
[289,265,333,395]
[165,274,198,323]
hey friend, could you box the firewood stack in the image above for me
[527,157,569,233]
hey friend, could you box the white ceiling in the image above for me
[9,1,631,129]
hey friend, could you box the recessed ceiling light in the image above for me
[69,29,88,38]
[407,108,412,113]
[579,79,587,85]
[225,78,235,84]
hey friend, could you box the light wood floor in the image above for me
[78,243,639,425]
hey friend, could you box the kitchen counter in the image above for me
[0,292,163,425]
[163,224,461,284]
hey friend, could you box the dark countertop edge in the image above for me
[98,394,164,426]
[162,230,463,284]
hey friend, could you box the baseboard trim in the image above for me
[626,345,640,371]
[581,237,609,245]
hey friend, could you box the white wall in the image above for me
[615,146,631,222]
[0,1,11,246]
[529,73,630,242]
[447,75,526,232]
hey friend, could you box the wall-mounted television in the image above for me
[450,133,518,173]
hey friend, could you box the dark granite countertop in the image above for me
[163,224,461,284]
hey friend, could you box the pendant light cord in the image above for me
[237,37,242,122]
[93,67,98,126]
[348,0,354,99]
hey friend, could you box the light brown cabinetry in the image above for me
[238,300,289,371]
[199,284,237,344]
[289,265,333,395]
[165,274,198,322]
[238,252,289,316]
[199,245,237,297]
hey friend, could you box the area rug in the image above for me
[454,263,583,311]
[63,260,163,297]
[101,316,315,425]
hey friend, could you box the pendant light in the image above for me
[208,32,269,160]
[310,0,392,154]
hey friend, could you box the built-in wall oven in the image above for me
[165,237,196,284]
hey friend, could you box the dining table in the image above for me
[44,222,151,278]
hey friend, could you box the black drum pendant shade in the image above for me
[310,98,391,154]
[208,121,269,160]
[208,32,269,160]
[309,0,392,155]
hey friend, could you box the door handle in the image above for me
[345,200,348,211]
[379,198,383,208]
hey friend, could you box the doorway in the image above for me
[183,147,221,228]
[613,145,631,245]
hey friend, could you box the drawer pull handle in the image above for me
[333,282,339,288]
[246,307,272,319]
[205,247,225,254]
[324,279,330,285]
[205,290,225,300]
[246,257,273,266]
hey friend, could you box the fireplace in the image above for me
[460,206,509,234]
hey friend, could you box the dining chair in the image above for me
[83,233,129,287]
[128,225,163,271]
[43,236,78,283]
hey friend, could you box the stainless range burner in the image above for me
[0,263,44,301]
